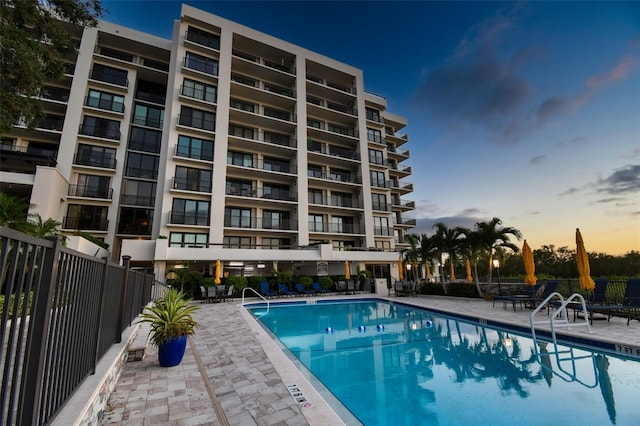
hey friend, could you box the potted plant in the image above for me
[140,289,199,367]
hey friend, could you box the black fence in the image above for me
[0,227,160,425]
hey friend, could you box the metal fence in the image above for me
[0,227,158,425]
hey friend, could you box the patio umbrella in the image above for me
[576,228,595,290]
[522,240,537,286]
[214,259,221,285]
[344,260,351,280]
[466,259,472,283]
[398,257,404,280]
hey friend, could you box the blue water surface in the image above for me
[250,300,640,426]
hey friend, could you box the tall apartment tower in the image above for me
[0,4,415,286]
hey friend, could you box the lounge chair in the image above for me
[312,282,331,294]
[279,283,297,297]
[295,283,315,295]
[495,280,559,311]
[570,278,608,322]
[260,281,278,298]
[583,278,640,325]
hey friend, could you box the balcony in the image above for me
[373,226,393,236]
[40,86,70,103]
[67,185,113,200]
[168,211,210,226]
[224,215,297,231]
[309,195,362,209]
[0,145,57,173]
[307,170,361,185]
[392,199,416,211]
[171,177,211,193]
[391,181,414,194]
[85,96,124,113]
[306,73,356,95]
[232,49,296,75]
[177,113,215,132]
[120,194,155,207]
[90,67,128,87]
[307,141,360,161]
[394,218,417,228]
[78,123,121,141]
[227,158,296,175]
[370,179,391,189]
[226,186,297,202]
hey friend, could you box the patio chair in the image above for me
[260,281,278,298]
[207,286,218,303]
[216,285,226,302]
[223,285,234,302]
[394,280,405,296]
[279,283,297,297]
[199,286,207,303]
[496,280,559,312]
[295,282,316,295]
[584,278,640,325]
[312,282,331,294]
[570,278,609,322]
[336,280,347,294]
[347,280,357,294]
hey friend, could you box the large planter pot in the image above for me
[158,335,187,367]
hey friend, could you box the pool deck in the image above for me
[100,294,640,425]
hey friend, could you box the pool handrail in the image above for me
[242,287,270,315]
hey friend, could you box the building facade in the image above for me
[0,4,415,288]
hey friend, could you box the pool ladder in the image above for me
[242,287,270,316]
[530,292,597,387]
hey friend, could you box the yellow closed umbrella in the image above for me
[215,259,221,285]
[522,240,537,286]
[398,257,404,280]
[344,260,351,280]
[576,228,595,290]
[466,259,472,283]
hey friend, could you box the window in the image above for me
[121,179,156,206]
[74,174,111,198]
[227,151,253,167]
[136,80,166,104]
[86,90,124,112]
[262,210,289,230]
[367,128,382,143]
[169,232,209,248]
[308,164,323,178]
[369,149,384,165]
[309,214,324,232]
[263,157,289,173]
[129,127,162,153]
[229,124,254,139]
[224,207,252,228]
[65,205,108,230]
[307,118,322,129]
[331,216,354,233]
[133,104,164,128]
[230,98,256,112]
[91,63,127,86]
[186,26,220,49]
[332,191,353,208]
[372,193,388,211]
[171,198,210,225]
[329,168,351,182]
[174,166,211,192]
[262,183,290,200]
[117,207,152,235]
[226,179,253,196]
[374,216,390,236]
[308,189,324,204]
[231,73,256,87]
[333,240,355,250]
[262,238,288,249]
[375,240,391,251]
[176,135,214,161]
[307,139,322,153]
[223,236,253,248]
[366,107,381,122]
[75,144,116,168]
[125,152,159,179]
[182,78,216,103]
[263,131,290,146]
[179,106,215,131]
[370,171,387,188]
[263,107,289,121]
[80,116,120,140]
[184,52,218,76]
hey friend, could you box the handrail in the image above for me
[530,291,565,343]
[242,287,270,316]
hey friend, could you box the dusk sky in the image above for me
[102,1,640,255]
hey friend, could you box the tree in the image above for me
[458,228,486,296]
[473,218,522,287]
[432,222,464,288]
[0,191,34,233]
[30,214,66,243]
[0,0,103,133]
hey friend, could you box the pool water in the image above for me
[249,300,640,426]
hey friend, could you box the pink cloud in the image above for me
[586,55,639,89]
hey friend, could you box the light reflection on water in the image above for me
[251,300,640,426]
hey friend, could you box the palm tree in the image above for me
[458,227,486,296]
[418,233,439,281]
[474,217,522,289]
[403,233,421,282]
[433,222,464,290]
[0,192,34,233]
[30,214,66,243]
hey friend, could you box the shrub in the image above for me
[298,276,313,288]
[446,282,480,298]
[247,276,264,291]
[226,275,248,293]
[139,289,199,346]
[318,276,333,290]
[420,282,445,295]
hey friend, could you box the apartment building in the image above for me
[0,4,415,289]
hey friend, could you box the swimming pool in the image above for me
[248,299,640,425]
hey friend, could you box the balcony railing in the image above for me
[306,73,356,94]
[227,158,296,174]
[37,116,64,131]
[307,142,360,161]
[307,170,362,185]
[177,114,215,132]
[168,211,210,226]
[226,187,297,201]
[85,96,124,113]
[370,179,391,189]
[373,226,393,236]
[120,194,155,207]
[40,86,70,102]
[78,124,121,140]
[172,177,211,193]
[90,67,128,87]
[73,154,117,169]
[224,215,297,231]
[67,185,113,199]
[63,216,109,231]
[309,195,362,209]
[132,115,163,129]
[308,222,364,234]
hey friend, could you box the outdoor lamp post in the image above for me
[493,258,501,295]
[406,263,411,281]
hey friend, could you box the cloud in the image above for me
[554,136,586,148]
[535,94,587,124]
[559,187,581,197]
[597,164,640,195]
[586,55,639,89]
[529,155,546,165]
